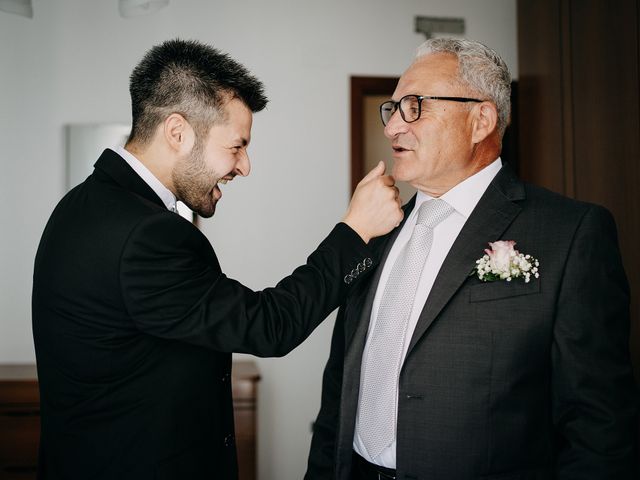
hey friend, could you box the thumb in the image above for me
[361,161,386,182]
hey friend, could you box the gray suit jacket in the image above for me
[306,164,638,480]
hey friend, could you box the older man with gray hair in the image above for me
[306,38,637,480]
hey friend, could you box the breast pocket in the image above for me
[468,279,541,303]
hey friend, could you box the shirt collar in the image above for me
[112,146,177,211]
[413,157,503,219]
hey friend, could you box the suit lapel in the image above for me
[405,165,526,357]
[343,197,417,352]
[337,199,418,476]
[92,148,166,209]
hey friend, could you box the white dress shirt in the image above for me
[112,146,177,212]
[353,158,503,467]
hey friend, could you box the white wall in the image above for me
[0,1,517,478]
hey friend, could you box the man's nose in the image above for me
[235,150,251,177]
[383,110,408,139]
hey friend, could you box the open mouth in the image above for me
[393,145,410,153]
[212,175,234,200]
[217,175,234,185]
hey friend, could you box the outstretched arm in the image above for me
[120,161,402,357]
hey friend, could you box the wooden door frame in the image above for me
[350,76,399,193]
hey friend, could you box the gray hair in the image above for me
[415,38,511,136]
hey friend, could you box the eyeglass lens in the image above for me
[380,95,422,126]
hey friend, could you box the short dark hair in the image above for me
[127,38,268,145]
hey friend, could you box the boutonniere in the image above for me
[472,240,540,283]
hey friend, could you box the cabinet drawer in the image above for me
[1,465,38,480]
[0,406,40,465]
[0,380,39,405]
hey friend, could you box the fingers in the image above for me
[343,162,404,241]
[393,187,402,226]
[394,211,403,227]
[361,161,386,182]
[379,174,395,187]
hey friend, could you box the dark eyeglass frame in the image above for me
[379,94,484,126]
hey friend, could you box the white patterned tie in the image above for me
[358,198,454,460]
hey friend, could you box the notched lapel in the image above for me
[343,197,417,352]
[337,201,417,477]
[93,149,166,209]
[405,165,526,357]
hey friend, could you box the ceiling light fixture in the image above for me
[119,0,169,18]
[0,0,33,18]
[414,16,465,39]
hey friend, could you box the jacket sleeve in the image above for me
[119,212,375,357]
[552,204,638,478]
[305,304,347,479]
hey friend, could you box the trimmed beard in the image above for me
[172,134,220,218]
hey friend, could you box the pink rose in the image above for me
[485,240,517,272]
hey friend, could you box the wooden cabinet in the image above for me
[231,362,260,480]
[0,366,39,480]
[0,362,260,480]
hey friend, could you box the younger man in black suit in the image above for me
[32,39,402,479]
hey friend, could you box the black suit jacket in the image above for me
[306,165,638,480]
[32,149,376,480]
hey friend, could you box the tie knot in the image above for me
[416,198,454,228]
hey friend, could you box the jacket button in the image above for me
[221,372,231,382]
[224,434,235,447]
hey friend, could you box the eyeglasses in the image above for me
[379,94,484,126]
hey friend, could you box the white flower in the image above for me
[473,240,540,283]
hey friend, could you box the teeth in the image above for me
[219,179,228,185]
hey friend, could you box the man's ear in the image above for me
[471,102,498,144]
[163,113,195,154]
